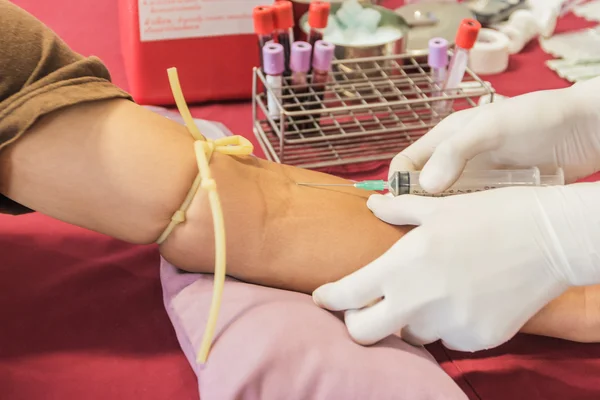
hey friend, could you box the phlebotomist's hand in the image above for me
[311,80,600,352]
[389,77,600,191]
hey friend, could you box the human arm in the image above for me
[521,285,600,343]
[4,75,597,346]
[2,0,597,347]
[0,0,201,243]
[0,99,200,243]
[0,0,405,289]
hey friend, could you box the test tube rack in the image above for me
[252,51,494,169]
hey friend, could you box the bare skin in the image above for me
[159,152,410,292]
[159,145,600,344]
[2,99,598,344]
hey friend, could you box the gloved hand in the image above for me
[312,183,600,351]
[389,78,600,193]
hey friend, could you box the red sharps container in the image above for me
[118,0,266,105]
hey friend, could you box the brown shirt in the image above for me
[0,0,132,215]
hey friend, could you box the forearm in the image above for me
[522,285,600,342]
[159,152,409,293]
[156,153,600,343]
[0,99,197,244]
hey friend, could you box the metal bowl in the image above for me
[299,3,409,61]
[395,2,475,55]
[290,1,383,41]
[299,3,409,97]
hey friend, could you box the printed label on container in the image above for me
[139,0,265,42]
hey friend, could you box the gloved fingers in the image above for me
[388,107,482,180]
[440,335,485,353]
[312,263,387,312]
[400,324,440,347]
[439,327,500,353]
[344,299,407,345]
[367,194,439,226]
[313,233,419,311]
[388,153,425,179]
[419,111,503,194]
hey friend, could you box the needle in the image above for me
[296,182,355,187]
[296,180,388,191]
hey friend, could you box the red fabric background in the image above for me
[2,1,600,399]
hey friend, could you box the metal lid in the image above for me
[395,2,475,55]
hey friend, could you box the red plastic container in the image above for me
[118,0,262,105]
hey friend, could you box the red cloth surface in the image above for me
[2,1,600,399]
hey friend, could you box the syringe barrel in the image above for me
[388,167,565,197]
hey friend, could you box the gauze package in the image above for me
[540,26,600,62]
[572,0,600,22]
[546,58,600,82]
[540,25,600,82]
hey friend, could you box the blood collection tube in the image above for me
[290,41,312,131]
[307,1,330,71]
[443,18,481,96]
[428,37,449,120]
[272,0,295,75]
[263,42,285,121]
[428,38,448,98]
[253,5,275,71]
[311,40,335,104]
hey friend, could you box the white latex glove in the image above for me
[388,78,600,193]
[313,79,600,351]
[312,183,600,352]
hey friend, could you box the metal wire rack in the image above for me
[252,52,494,169]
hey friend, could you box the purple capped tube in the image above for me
[263,42,285,121]
[290,41,312,130]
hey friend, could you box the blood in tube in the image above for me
[253,5,275,71]
[272,0,295,76]
[289,41,312,131]
[309,40,335,118]
[307,1,330,72]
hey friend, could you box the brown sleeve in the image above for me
[0,0,133,215]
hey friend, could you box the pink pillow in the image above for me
[160,259,467,399]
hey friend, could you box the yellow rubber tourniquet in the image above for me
[156,67,253,364]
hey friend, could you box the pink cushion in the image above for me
[160,259,467,399]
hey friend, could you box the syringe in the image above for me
[297,167,565,197]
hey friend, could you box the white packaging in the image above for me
[143,106,233,140]
[540,27,600,62]
[572,0,600,22]
[138,0,265,42]
[545,58,600,82]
